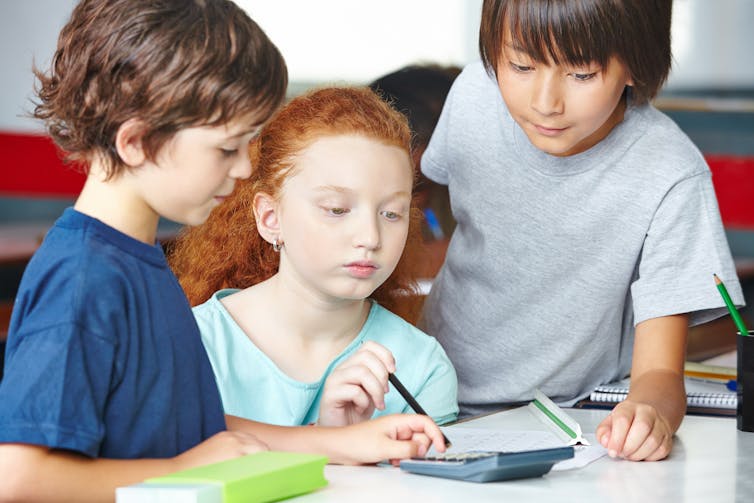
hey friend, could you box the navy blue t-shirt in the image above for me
[0,208,225,458]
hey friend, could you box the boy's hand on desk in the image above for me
[596,400,673,461]
[600,315,686,461]
[318,341,395,427]
[174,430,269,471]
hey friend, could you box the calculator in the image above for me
[399,446,574,483]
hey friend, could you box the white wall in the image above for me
[2,0,752,133]
[669,0,754,89]
[0,1,78,133]
[238,0,482,85]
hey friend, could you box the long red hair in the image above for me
[168,86,426,322]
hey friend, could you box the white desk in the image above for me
[291,408,754,503]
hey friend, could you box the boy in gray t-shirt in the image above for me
[421,0,744,462]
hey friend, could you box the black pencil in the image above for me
[388,373,451,448]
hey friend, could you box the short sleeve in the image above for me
[420,78,456,186]
[0,323,117,457]
[631,171,744,326]
[412,340,459,425]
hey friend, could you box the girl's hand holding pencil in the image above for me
[318,341,395,427]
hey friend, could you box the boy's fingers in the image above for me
[620,413,653,458]
[626,419,671,461]
[596,414,613,447]
[643,433,671,461]
[625,430,662,461]
[606,413,631,458]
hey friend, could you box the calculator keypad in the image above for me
[414,451,503,462]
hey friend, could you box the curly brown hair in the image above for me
[168,86,427,322]
[33,0,287,178]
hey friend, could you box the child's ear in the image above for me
[253,192,281,245]
[114,118,147,167]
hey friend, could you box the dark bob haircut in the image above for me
[479,0,672,104]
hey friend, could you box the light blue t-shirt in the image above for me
[194,289,458,426]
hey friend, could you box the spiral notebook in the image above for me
[588,377,737,414]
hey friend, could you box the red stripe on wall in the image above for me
[706,154,754,230]
[0,131,85,197]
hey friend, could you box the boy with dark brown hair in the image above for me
[0,2,445,500]
[421,0,743,462]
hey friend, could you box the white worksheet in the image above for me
[437,426,607,471]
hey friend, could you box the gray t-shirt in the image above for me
[421,61,744,417]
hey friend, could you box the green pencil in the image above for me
[714,274,749,336]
